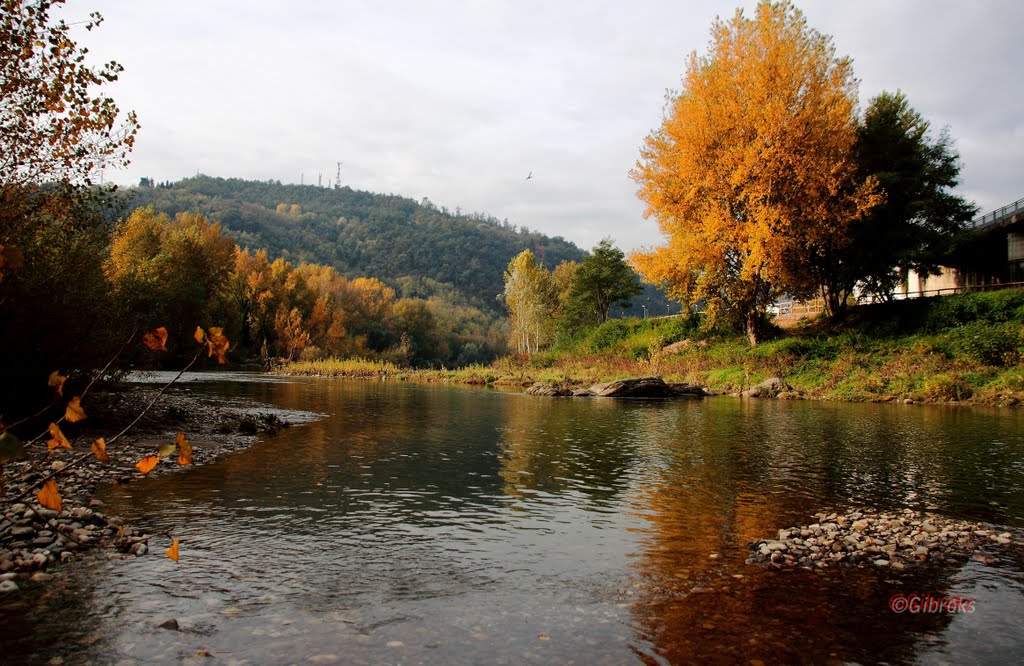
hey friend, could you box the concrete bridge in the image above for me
[971,195,1024,231]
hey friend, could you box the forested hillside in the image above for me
[125,176,585,314]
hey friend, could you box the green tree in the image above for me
[562,239,641,331]
[830,91,976,306]
[502,249,555,353]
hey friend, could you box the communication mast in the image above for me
[335,162,342,189]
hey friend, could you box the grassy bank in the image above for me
[278,290,1024,407]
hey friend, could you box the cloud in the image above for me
[85,1,1024,252]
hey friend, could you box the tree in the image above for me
[563,239,641,330]
[0,1,138,409]
[106,209,238,356]
[630,0,877,344]
[826,91,976,305]
[1,0,137,215]
[502,249,555,353]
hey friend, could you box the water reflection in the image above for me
[623,399,1024,663]
[1,378,1022,664]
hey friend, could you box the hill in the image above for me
[124,176,585,314]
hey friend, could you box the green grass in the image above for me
[278,291,1024,406]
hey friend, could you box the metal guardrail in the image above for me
[971,196,1024,229]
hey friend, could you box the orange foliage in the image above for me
[630,0,878,343]
[166,539,180,562]
[36,478,61,512]
[176,432,193,465]
[47,370,66,397]
[64,397,86,423]
[143,326,168,352]
[91,437,110,462]
[47,422,71,451]
[135,455,159,475]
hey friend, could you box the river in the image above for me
[2,374,1023,664]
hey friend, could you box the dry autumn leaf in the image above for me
[206,326,230,364]
[47,422,71,451]
[157,442,177,458]
[166,539,180,562]
[135,455,159,475]
[91,437,110,462]
[194,326,206,344]
[177,432,193,465]
[48,370,67,396]
[65,396,86,423]
[37,478,62,512]
[142,326,169,352]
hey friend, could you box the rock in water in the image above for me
[588,377,705,398]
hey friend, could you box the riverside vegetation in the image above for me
[280,289,1024,407]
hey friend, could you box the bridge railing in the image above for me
[971,196,1024,229]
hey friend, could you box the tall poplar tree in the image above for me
[631,0,878,343]
[502,249,555,353]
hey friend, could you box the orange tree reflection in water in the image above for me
[621,399,982,664]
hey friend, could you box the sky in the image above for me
[76,0,1024,253]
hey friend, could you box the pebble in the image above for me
[1,390,291,590]
[747,509,1020,570]
[0,579,19,594]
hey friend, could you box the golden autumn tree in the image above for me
[631,0,878,344]
[502,249,556,353]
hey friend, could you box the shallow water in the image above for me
[3,376,1023,664]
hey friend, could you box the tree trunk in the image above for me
[746,310,759,346]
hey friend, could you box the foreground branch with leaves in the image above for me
[0,325,232,572]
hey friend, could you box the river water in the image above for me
[2,374,1024,664]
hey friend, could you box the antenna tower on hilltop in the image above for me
[335,162,342,189]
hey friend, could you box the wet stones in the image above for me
[747,509,1022,570]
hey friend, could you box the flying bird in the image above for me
[525,171,533,180]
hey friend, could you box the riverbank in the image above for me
[279,290,1024,407]
[0,385,290,594]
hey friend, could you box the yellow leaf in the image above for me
[205,326,230,364]
[37,479,62,512]
[142,326,168,352]
[135,455,159,475]
[177,433,193,465]
[48,370,67,396]
[166,539,180,562]
[91,437,110,462]
[47,422,71,451]
[157,442,177,458]
[65,396,86,423]
[194,326,206,344]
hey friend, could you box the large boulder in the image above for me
[526,377,708,399]
[587,377,706,398]
[524,383,571,396]
[743,377,788,398]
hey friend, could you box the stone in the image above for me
[0,580,19,594]
[744,377,787,398]
[587,377,704,398]
[129,542,148,557]
[31,572,53,582]
[158,618,180,631]
[524,383,570,397]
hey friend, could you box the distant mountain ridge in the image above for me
[124,175,585,314]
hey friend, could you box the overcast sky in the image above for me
[79,0,1024,253]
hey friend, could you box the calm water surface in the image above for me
[3,374,1024,664]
